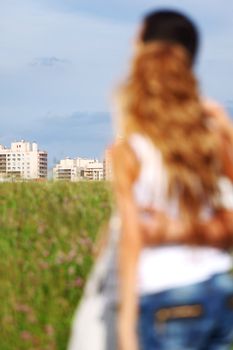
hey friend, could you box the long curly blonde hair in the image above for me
[118,42,222,220]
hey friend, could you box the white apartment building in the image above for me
[103,146,113,181]
[0,141,48,180]
[83,160,104,181]
[52,158,84,181]
[53,157,104,181]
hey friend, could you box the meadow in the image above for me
[0,181,112,350]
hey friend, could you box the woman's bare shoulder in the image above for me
[112,139,140,190]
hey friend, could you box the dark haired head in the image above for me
[140,10,199,64]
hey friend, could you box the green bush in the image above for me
[0,181,112,350]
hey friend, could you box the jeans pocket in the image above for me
[155,304,204,323]
[154,304,206,349]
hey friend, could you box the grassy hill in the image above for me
[0,181,112,350]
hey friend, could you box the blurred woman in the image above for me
[113,10,233,350]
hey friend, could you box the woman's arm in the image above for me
[112,141,141,350]
[203,99,233,180]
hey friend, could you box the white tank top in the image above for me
[129,133,232,295]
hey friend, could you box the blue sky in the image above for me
[1,0,233,165]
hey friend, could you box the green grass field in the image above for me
[0,181,112,350]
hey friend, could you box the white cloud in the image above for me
[30,57,70,67]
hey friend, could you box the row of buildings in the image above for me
[0,141,112,182]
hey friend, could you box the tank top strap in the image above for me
[128,133,162,167]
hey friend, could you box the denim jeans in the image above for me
[138,272,233,350]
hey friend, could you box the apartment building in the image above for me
[0,141,48,180]
[53,158,82,181]
[53,157,103,181]
[83,160,104,181]
[103,146,113,181]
